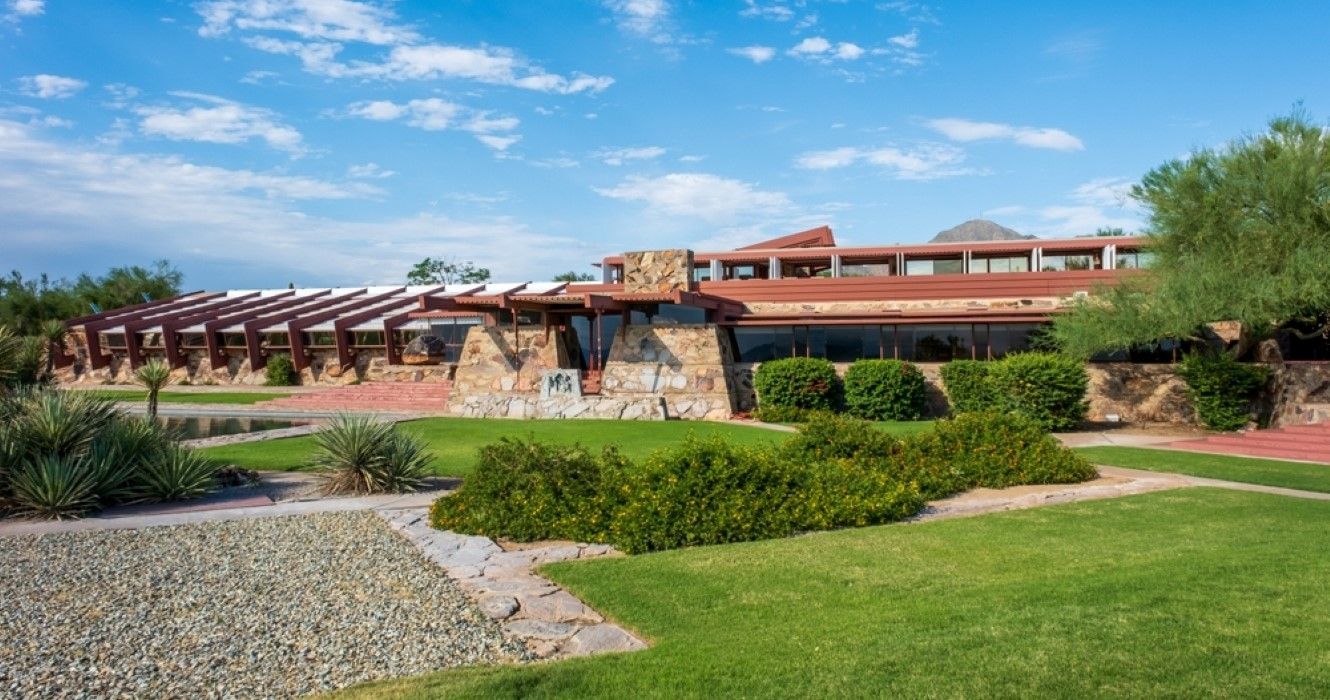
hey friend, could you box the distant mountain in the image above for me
[929,219,1034,243]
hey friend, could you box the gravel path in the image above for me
[0,512,528,698]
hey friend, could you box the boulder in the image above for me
[401,335,447,365]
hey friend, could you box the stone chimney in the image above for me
[621,249,695,294]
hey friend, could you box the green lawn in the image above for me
[200,417,794,476]
[1077,445,1330,493]
[339,488,1330,698]
[87,390,290,405]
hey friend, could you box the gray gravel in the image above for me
[0,512,528,698]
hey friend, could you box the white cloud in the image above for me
[9,0,43,17]
[344,98,520,151]
[347,162,394,179]
[594,172,790,223]
[728,45,776,64]
[239,69,279,84]
[925,117,1084,151]
[739,1,794,21]
[789,36,832,55]
[593,146,666,166]
[794,143,973,180]
[135,92,304,153]
[835,42,865,60]
[0,118,584,284]
[788,37,864,62]
[1070,176,1135,208]
[18,74,88,99]
[678,154,706,163]
[889,28,919,49]
[605,0,669,35]
[199,1,613,94]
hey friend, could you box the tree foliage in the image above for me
[0,261,182,336]
[1053,113,1330,357]
[406,257,492,286]
[551,270,596,282]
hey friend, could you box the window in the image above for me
[905,257,964,276]
[353,331,385,346]
[723,263,765,280]
[1117,250,1156,269]
[264,332,291,347]
[824,326,882,362]
[303,332,336,346]
[692,265,712,282]
[1041,253,1098,271]
[608,265,623,283]
[733,327,778,362]
[651,304,707,325]
[902,324,973,361]
[841,260,894,277]
[970,256,1030,274]
[180,333,206,348]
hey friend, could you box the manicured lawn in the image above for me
[87,390,289,405]
[1076,445,1330,494]
[339,489,1330,698]
[200,418,792,476]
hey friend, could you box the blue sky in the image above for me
[2,1,1327,289]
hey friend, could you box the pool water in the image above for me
[158,416,311,440]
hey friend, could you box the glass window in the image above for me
[909,324,973,362]
[724,263,764,280]
[733,327,778,362]
[652,304,706,325]
[905,258,963,275]
[180,333,206,347]
[841,259,893,277]
[693,265,712,282]
[1117,250,1157,269]
[972,256,1030,273]
[1041,254,1097,271]
[989,323,1039,358]
[823,326,881,362]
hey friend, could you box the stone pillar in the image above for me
[599,323,737,420]
[622,249,694,293]
[452,325,568,397]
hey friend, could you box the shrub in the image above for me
[431,439,625,542]
[751,404,812,424]
[8,453,101,520]
[134,358,172,419]
[985,352,1089,431]
[754,357,840,412]
[12,336,46,387]
[1177,353,1269,431]
[939,360,995,413]
[904,411,1096,494]
[133,446,218,502]
[792,459,924,531]
[311,414,432,495]
[843,359,927,421]
[264,354,300,386]
[782,412,898,462]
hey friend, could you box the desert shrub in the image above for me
[311,414,431,495]
[940,360,995,413]
[8,453,102,520]
[11,336,46,387]
[985,352,1089,431]
[792,459,924,531]
[264,354,300,386]
[904,411,1096,493]
[782,412,898,462]
[1177,353,1269,431]
[430,439,625,542]
[843,359,927,421]
[134,446,219,502]
[754,357,840,412]
[751,404,812,423]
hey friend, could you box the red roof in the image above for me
[736,225,836,250]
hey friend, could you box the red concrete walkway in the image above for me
[1167,421,1330,464]
[257,381,451,414]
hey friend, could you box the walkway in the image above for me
[1165,421,1330,464]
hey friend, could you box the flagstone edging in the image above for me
[376,508,648,659]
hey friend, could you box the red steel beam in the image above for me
[332,286,451,367]
[160,292,291,368]
[203,291,334,369]
[123,293,263,369]
[242,290,366,371]
[286,288,405,370]
[65,290,206,327]
[84,293,226,370]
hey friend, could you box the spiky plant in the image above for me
[13,336,45,387]
[39,320,67,382]
[311,414,431,495]
[132,446,217,502]
[0,325,19,388]
[8,453,102,519]
[134,359,172,419]
[9,388,120,459]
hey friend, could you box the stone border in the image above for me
[377,508,648,659]
[182,422,325,449]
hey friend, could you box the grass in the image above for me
[200,417,794,477]
[338,488,1330,698]
[86,389,289,405]
[1077,445,1330,493]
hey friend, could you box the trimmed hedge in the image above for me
[904,411,1096,494]
[1177,353,1269,431]
[938,353,1088,431]
[264,354,300,386]
[753,357,840,412]
[843,359,927,421]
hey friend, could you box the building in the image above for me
[56,226,1152,419]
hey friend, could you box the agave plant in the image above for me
[8,453,102,519]
[134,358,172,419]
[133,445,218,502]
[8,388,120,459]
[311,414,431,495]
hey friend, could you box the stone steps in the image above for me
[257,382,451,414]
[1168,421,1330,464]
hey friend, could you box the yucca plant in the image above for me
[0,325,20,388]
[9,453,102,519]
[39,319,67,381]
[134,358,172,419]
[8,388,120,459]
[13,336,45,387]
[311,414,431,495]
[132,445,217,502]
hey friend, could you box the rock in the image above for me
[560,624,647,656]
[478,595,519,620]
[401,335,448,365]
[518,590,603,624]
[502,619,577,640]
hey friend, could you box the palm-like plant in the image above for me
[39,320,67,382]
[134,358,172,419]
[0,325,20,387]
[311,414,431,495]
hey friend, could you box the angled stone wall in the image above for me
[622,249,693,294]
[600,324,735,420]
[451,325,569,397]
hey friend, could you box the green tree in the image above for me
[0,261,182,335]
[406,257,492,285]
[1053,113,1330,358]
[552,270,596,282]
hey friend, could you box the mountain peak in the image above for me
[929,219,1033,243]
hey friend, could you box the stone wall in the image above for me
[622,249,693,294]
[451,325,570,396]
[1266,362,1330,426]
[1084,363,1192,423]
[454,395,669,420]
[600,324,736,420]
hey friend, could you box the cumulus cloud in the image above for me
[18,74,87,99]
[889,28,919,49]
[344,98,520,150]
[0,118,584,284]
[925,117,1084,151]
[198,0,613,94]
[739,1,794,21]
[788,36,864,62]
[604,0,669,35]
[594,172,790,223]
[794,143,973,180]
[789,36,832,55]
[8,0,43,17]
[134,92,304,153]
[593,146,666,166]
[728,45,776,63]
[347,162,394,179]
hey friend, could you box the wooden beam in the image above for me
[160,292,288,368]
[65,290,207,327]
[241,290,365,371]
[83,292,227,370]
[203,291,333,369]
[286,288,404,370]
[123,293,263,369]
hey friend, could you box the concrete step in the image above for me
[1172,440,1330,464]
